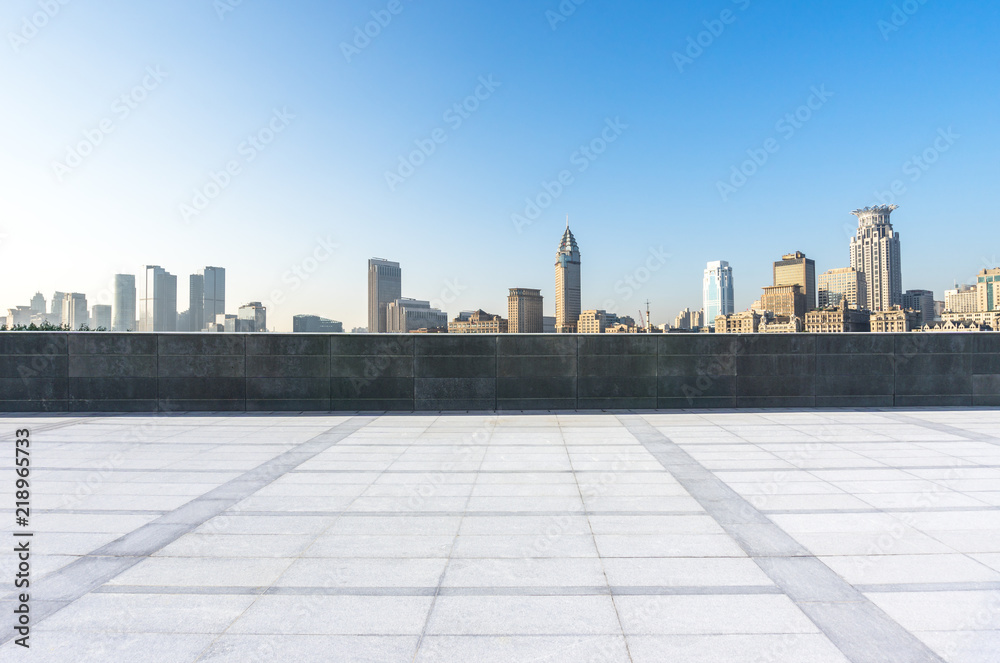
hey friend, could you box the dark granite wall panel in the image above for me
[0,332,994,411]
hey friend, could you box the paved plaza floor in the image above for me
[2,409,1000,662]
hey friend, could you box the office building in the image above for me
[203,267,226,326]
[62,293,88,330]
[293,315,344,333]
[818,268,865,309]
[237,302,267,332]
[673,308,705,331]
[368,259,402,333]
[50,291,66,326]
[90,305,112,331]
[555,223,581,333]
[29,293,45,316]
[850,205,902,311]
[542,316,556,334]
[945,285,978,314]
[805,301,871,333]
[578,310,615,334]
[189,274,205,332]
[139,266,177,332]
[112,274,137,332]
[978,268,1000,312]
[6,307,32,328]
[761,284,807,319]
[448,310,508,334]
[871,307,919,333]
[386,299,447,333]
[703,261,734,328]
[902,289,935,326]
[508,288,544,333]
[773,252,816,310]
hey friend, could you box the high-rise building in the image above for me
[703,261,734,328]
[189,274,205,332]
[6,307,32,328]
[29,293,45,316]
[818,268,865,309]
[90,305,112,331]
[62,293,88,330]
[760,284,807,319]
[507,288,544,333]
[112,275,137,332]
[850,205,902,311]
[555,222,581,334]
[50,291,66,326]
[945,285,978,314]
[368,259,402,334]
[139,266,177,332]
[293,315,344,333]
[203,267,226,325]
[902,289,935,326]
[237,302,267,332]
[773,252,816,310]
[386,298,447,333]
[977,268,1000,312]
[448,310,508,334]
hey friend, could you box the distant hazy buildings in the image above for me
[386,298,447,333]
[237,302,267,332]
[61,293,88,330]
[112,274,137,332]
[90,305,112,330]
[773,252,816,310]
[5,307,31,328]
[293,315,344,333]
[902,289,935,327]
[818,267,865,309]
[508,288,544,334]
[703,261,734,328]
[449,310,507,334]
[139,266,177,332]
[368,258,401,334]
[30,293,45,316]
[673,308,705,331]
[554,224,581,334]
[50,291,65,326]
[850,206,902,311]
[203,267,226,327]
[189,274,205,332]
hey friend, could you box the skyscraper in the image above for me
[237,302,267,332]
[50,291,66,326]
[61,293,88,330]
[112,274,137,332]
[508,288,544,333]
[554,222,581,334]
[850,206,902,311]
[818,268,865,309]
[29,292,45,316]
[368,259,402,333]
[139,266,177,332]
[703,261,734,328]
[773,252,816,310]
[90,305,112,331]
[203,267,226,325]
[189,274,205,332]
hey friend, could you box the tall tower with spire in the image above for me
[850,205,902,311]
[555,218,581,333]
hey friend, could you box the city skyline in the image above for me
[1,2,997,331]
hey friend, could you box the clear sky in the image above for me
[1,0,997,331]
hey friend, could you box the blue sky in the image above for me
[1,0,997,330]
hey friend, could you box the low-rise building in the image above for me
[921,320,992,332]
[759,316,803,334]
[760,284,807,319]
[870,307,919,333]
[714,311,761,334]
[448,310,508,334]
[941,310,1000,327]
[386,299,447,333]
[293,315,344,333]
[804,302,871,333]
